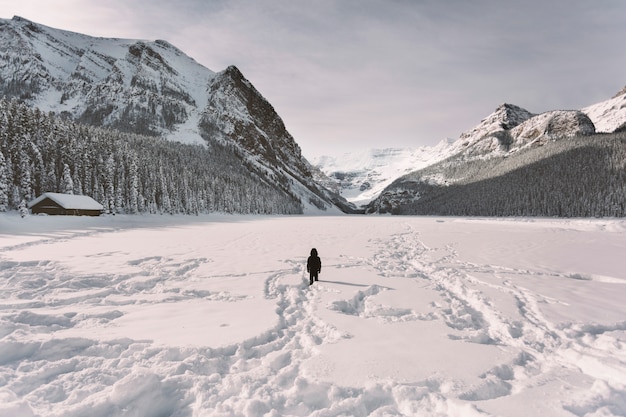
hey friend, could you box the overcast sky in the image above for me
[2,0,626,157]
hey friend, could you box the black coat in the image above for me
[307,256,321,273]
[307,248,321,273]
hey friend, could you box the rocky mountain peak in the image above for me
[9,15,38,31]
[450,103,534,157]
[202,65,302,166]
[450,101,598,158]
[510,110,595,146]
[458,103,534,144]
[224,64,245,79]
[494,103,536,129]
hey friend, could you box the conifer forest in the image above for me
[2,95,625,218]
[377,133,626,217]
[0,98,302,214]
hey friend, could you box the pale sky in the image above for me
[2,0,626,158]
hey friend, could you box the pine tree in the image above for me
[128,152,139,214]
[18,144,33,202]
[104,154,115,214]
[0,151,8,212]
[158,165,172,214]
[62,163,74,194]
[18,199,28,218]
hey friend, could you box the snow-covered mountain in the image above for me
[362,88,626,215]
[314,103,597,208]
[318,85,626,211]
[311,141,453,207]
[449,103,535,154]
[0,16,210,141]
[440,85,626,163]
[445,87,626,160]
[446,103,596,158]
[582,85,626,133]
[0,16,353,213]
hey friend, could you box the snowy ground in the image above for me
[0,213,625,417]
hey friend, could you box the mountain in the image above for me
[311,141,453,207]
[366,132,626,217]
[583,86,626,133]
[364,90,626,216]
[316,103,599,210]
[0,97,307,215]
[0,16,353,213]
[0,16,209,140]
[446,104,595,158]
[447,103,535,156]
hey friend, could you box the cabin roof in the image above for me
[28,192,104,211]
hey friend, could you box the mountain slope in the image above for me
[0,98,304,214]
[312,141,454,207]
[199,65,355,213]
[0,16,211,140]
[0,16,352,213]
[582,85,626,133]
[316,103,597,209]
[386,134,626,217]
[365,97,624,216]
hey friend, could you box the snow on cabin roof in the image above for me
[28,192,104,210]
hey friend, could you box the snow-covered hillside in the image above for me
[1,214,625,416]
[312,140,453,206]
[0,16,213,145]
[317,85,626,209]
[582,86,626,133]
[0,16,352,213]
[360,88,626,213]
[447,104,595,158]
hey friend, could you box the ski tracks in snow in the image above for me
[355,223,626,415]
[1,219,625,416]
[0,234,408,416]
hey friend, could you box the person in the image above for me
[307,248,321,285]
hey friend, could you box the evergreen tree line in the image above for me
[0,98,303,214]
[390,134,626,217]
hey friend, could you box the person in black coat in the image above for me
[307,248,321,285]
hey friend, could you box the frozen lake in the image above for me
[1,214,625,417]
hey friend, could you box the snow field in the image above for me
[0,214,625,416]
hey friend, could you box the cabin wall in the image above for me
[30,198,102,216]
[31,207,102,216]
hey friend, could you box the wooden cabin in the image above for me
[28,192,104,216]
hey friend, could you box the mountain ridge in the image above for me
[361,89,626,216]
[315,87,626,214]
[1,16,214,141]
[3,16,624,217]
[0,16,354,213]
[311,141,453,207]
